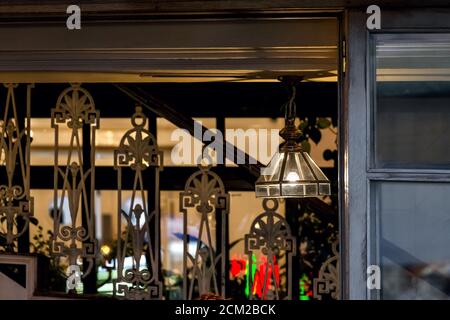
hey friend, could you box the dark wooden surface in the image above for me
[0,1,449,20]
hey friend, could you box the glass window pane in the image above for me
[374,34,450,169]
[373,181,450,299]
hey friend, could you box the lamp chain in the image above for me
[285,84,297,125]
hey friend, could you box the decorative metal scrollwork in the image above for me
[245,199,296,300]
[113,107,163,300]
[0,84,34,251]
[180,164,229,299]
[50,84,99,280]
[313,239,339,300]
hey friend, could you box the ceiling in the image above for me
[0,17,339,83]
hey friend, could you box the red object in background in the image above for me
[252,256,280,299]
[230,257,246,278]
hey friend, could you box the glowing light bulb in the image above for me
[286,171,300,182]
[100,245,111,256]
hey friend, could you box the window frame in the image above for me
[345,7,450,300]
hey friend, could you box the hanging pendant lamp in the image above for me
[255,76,331,198]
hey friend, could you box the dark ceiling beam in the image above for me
[114,84,261,178]
[0,1,449,19]
[26,83,337,119]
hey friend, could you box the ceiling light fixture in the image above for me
[255,76,331,198]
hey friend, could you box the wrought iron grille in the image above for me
[0,82,339,300]
[313,239,339,300]
[113,106,163,300]
[50,84,99,281]
[180,164,229,299]
[245,198,296,300]
[0,84,34,251]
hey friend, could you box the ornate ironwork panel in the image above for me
[113,107,163,300]
[245,199,296,300]
[313,239,339,300]
[0,84,34,251]
[50,84,99,280]
[180,164,229,300]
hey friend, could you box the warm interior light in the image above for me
[286,171,300,182]
[100,244,111,256]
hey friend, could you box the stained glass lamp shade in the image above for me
[255,76,331,198]
[255,149,331,198]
